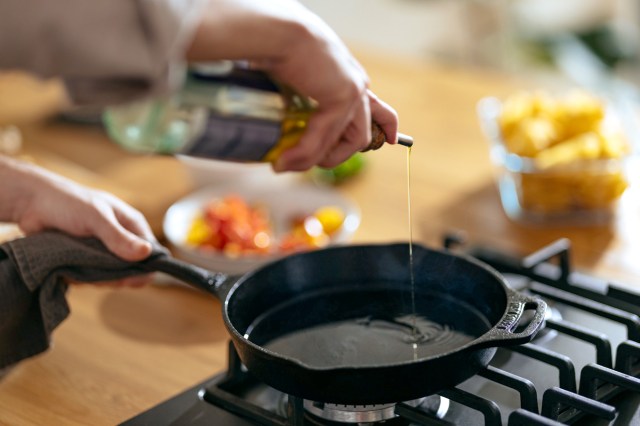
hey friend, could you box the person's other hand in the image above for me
[187,0,400,172]
[1,156,155,287]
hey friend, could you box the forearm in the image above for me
[186,0,320,63]
[186,0,363,108]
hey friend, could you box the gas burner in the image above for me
[303,396,449,424]
[245,377,451,424]
[304,400,401,424]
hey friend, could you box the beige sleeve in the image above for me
[0,0,209,106]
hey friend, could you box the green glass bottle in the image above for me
[103,62,410,163]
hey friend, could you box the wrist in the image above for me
[0,156,43,223]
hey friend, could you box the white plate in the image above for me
[163,181,361,274]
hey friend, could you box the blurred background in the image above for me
[2,0,640,239]
[301,0,640,92]
[3,1,640,120]
[4,0,640,152]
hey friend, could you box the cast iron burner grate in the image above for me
[449,235,640,425]
[202,341,454,426]
[121,236,640,426]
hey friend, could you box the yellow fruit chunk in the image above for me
[314,206,345,235]
[599,130,630,158]
[534,132,601,169]
[505,117,558,157]
[552,90,604,139]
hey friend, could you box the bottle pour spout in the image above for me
[397,133,414,148]
[364,123,413,152]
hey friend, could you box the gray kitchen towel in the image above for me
[0,231,168,369]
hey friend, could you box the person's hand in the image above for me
[0,156,155,287]
[186,0,399,172]
[249,4,400,171]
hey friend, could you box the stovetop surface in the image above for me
[121,239,640,425]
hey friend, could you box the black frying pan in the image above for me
[138,242,546,405]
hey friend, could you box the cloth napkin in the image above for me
[0,231,167,369]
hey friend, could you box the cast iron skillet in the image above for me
[137,242,546,405]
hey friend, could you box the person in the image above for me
[0,0,400,368]
[0,0,399,270]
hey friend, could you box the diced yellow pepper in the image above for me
[598,130,630,158]
[504,117,558,157]
[499,91,537,141]
[185,216,212,245]
[552,90,604,139]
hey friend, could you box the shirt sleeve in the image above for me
[0,0,209,106]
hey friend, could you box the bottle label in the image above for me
[182,114,281,162]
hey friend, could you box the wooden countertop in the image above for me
[1,52,639,425]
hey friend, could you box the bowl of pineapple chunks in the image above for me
[478,90,632,225]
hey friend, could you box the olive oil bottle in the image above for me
[103,62,411,164]
[103,62,316,163]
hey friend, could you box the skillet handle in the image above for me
[470,290,547,349]
[140,254,240,301]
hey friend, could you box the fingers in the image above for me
[74,200,156,286]
[274,105,355,172]
[274,88,370,172]
[321,90,399,168]
[318,92,371,168]
[271,88,398,172]
[93,216,153,262]
[89,195,154,262]
[109,196,157,243]
[99,223,153,262]
[369,90,399,146]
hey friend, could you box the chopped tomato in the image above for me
[185,194,345,258]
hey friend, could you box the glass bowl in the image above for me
[478,96,630,225]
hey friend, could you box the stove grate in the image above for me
[477,366,539,413]
[199,237,640,426]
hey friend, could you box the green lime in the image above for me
[311,152,366,185]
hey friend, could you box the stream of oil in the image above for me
[406,145,419,359]
[250,143,479,367]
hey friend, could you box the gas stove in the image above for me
[121,236,640,425]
